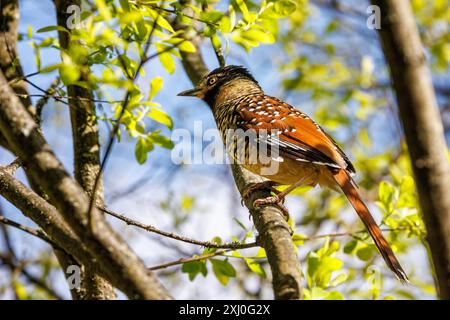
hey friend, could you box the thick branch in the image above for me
[0,0,34,116]
[172,12,302,299]
[0,166,118,299]
[372,0,450,299]
[0,167,92,265]
[54,0,114,299]
[0,70,171,299]
[0,1,85,295]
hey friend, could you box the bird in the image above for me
[178,65,408,283]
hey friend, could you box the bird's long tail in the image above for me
[332,169,408,283]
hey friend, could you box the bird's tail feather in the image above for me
[332,169,409,283]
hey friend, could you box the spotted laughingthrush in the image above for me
[178,65,408,282]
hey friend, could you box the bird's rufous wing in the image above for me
[235,95,355,173]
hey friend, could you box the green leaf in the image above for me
[292,233,307,246]
[13,281,29,300]
[199,10,225,23]
[315,257,343,287]
[37,25,69,34]
[181,260,199,274]
[27,25,32,39]
[325,291,345,300]
[181,195,195,211]
[59,64,80,85]
[379,181,397,209]
[306,252,320,287]
[119,0,130,11]
[177,40,196,53]
[219,16,233,33]
[39,63,61,74]
[151,133,174,149]
[211,33,222,52]
[181,260,207,281]
[135,137,149,164]
[211,259,236,285]
[148,10,175,33]
[148,108,173,130]
[149,77,163,100]
[273,0,297,16]
[343,239,358,254]
[244,258,266,278]
[233,218,248,231]
[119,11,143,24]
[329,273,348,287]
[235,0,251,22]
[356,245,374,261]
[156,44,175,74]
[242,28,275,44]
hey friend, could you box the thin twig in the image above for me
[148,227,406,270]
[131,1,218,26]
[7,70,41,85]
[98,206,258,249]
[87,8,163,226]
[16,93,124,104]
[149,250,229,270]
[23,78,68,106]
[295,227,405,242]
[0,215,56,247]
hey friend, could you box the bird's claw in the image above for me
[253,196,290,221]
[241,181,280,206]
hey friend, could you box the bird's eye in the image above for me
[207,77,217,86]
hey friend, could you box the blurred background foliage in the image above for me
[0,0,448,299]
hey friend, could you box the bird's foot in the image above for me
[241,181,280,206]
[253,196,290,221]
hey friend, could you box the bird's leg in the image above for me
[253,175,310,221]
[241,180,280,206]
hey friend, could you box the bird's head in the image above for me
[177,65,261,108]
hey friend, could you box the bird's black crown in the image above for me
[206,65,258,84]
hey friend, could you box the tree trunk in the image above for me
[53,0,115,299]
[0,0,93,299]
[372,0,450,299]
[0,69,172,299]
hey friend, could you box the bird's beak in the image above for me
[177,87,203,97]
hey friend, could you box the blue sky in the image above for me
[0,0,443,299]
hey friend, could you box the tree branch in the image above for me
[99,206,258,249]
[54,0,115,299]
[0,214,56,246]
[0,1,87,295]
[0,69,171,299]
[149,250,229,271]
[372,0,450,299]
[148,227,405,271]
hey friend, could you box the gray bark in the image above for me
[372,0,450,299]
[0,70,172,299]
[53,0,115,299]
